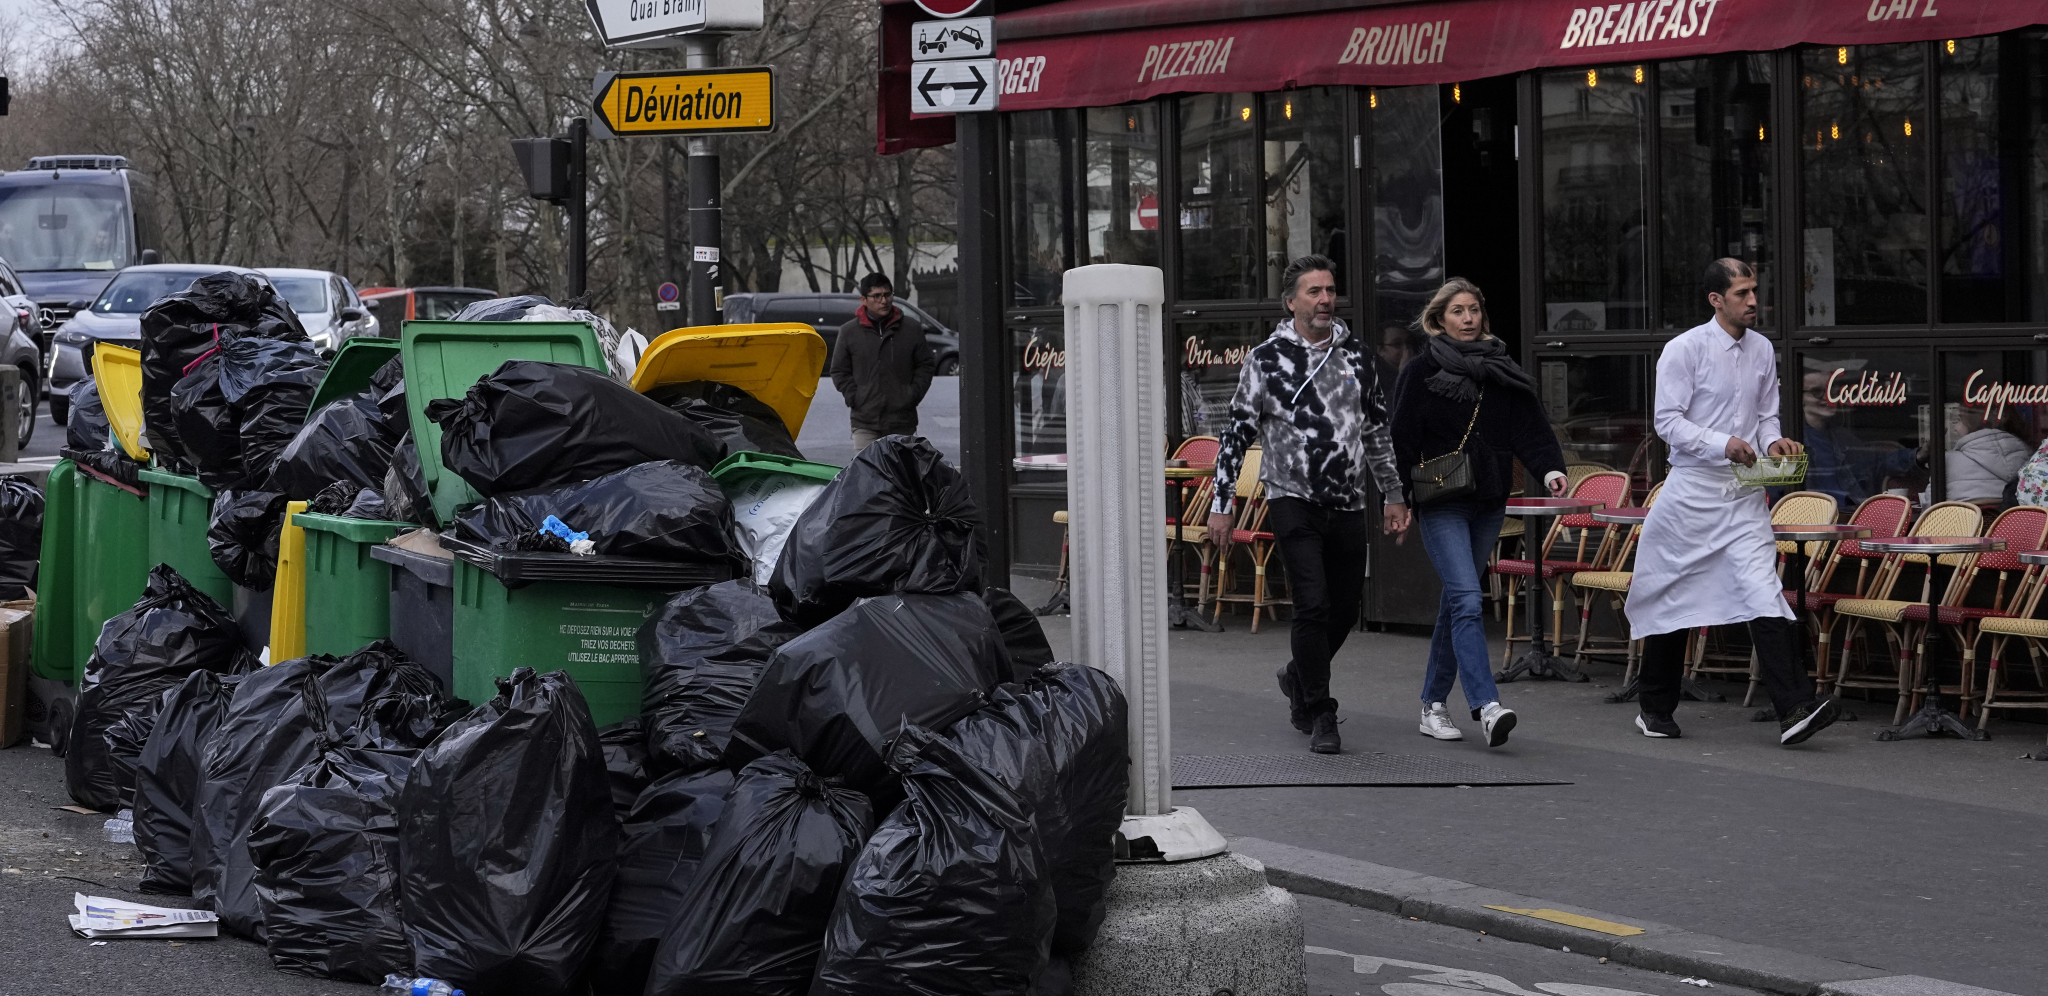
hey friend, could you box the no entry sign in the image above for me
[914,0,981,18]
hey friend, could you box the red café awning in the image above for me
[983,0,2045,111]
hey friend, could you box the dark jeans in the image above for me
[1418,504,1506,712]
[1268,497,1372,719]
[1639,617,1816,720]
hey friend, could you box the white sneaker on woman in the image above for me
[1419,702,1463,741]
[1480,702,1517,747]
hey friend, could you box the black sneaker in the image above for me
[1277,665,1311,733]
[1309,713,1341,754]
[1636,713,1681,739]
[1779,698,1840,746]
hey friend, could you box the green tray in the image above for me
[398,320,605,526]
[307,337,401,413]
[710,451,842,485]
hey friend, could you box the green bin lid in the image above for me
[307,337,402,413]
[711,451,842,485]
[398,319,606,526]
[137,467,213,498]
[290,511,405,544]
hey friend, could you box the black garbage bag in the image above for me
[599,718,652,820]
[136,668,240,894]
[643,381,801,461]
[644,751,872,996]
[249,743,415,982]
[169,352,243,488]
[813,725,1055,996]
[1022,662,1128,953]
[220,333,326,479]
[141,271,305,468]
[191,654,344,940]
[588,766,734,996]
[727,591,1009,792]
[383,432,434,526]
[423,359,722,497]
[450,294,555,322]
[306,480,357,515]
[769,435,985,627]
[65,376,108,451]
[208,489,290,590]
[342,489,387,520]
[318,639,445,727]
[638,580,798,776]
[267,394,399,500]
[0,474,44,599]
[452,460,737,563]
[399,668,618,996]
[66,564,253,812]
[984,588,1055,679]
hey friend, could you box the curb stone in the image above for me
[1230,836,2020,996]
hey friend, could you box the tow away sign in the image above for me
[591,68,775,137]
[909,59,997,115]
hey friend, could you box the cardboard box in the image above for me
[0,596,34,748]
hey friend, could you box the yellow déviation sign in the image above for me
[592,67,775,137]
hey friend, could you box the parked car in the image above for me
[360,286,497,326]
[0,256,38,358]
[0,257,42,450]
[722,292,961,375]
[256,267,377,348]
[47,263,260,425]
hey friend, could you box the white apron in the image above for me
[1625,465,1793,639]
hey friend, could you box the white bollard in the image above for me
[1063,264,1303,996]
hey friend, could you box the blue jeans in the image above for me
[1418,504,1506,713]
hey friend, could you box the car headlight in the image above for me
[54,330,90,346]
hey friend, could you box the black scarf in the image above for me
[1424,334,1536,403]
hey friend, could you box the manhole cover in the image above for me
[1172,753,1571,789]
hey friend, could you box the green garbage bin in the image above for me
[293,512,403,658]
[32,461,78,682]
[69,465,150,678]
[138,468,233,606]
[448,560,666,727]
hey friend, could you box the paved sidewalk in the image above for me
[1016,576,2048,996]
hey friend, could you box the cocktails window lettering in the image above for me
[1822,368,1910,407]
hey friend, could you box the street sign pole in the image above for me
[569,117,589,304]
[685,35,722,327]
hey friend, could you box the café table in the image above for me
[1497,497,1605,684]
[1858,535,2004,742]
[1778,523,1874,689]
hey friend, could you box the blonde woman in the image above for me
[1389,279,1567,747]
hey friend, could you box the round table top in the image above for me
[1772,524,1873,542]
[1506,497,1603,517]
[2018,551,2048,566]
[1860,536,2006,555]
[1590,508,1652,524]
[1164,466,1216,479]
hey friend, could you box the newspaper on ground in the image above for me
[68,893,219,939]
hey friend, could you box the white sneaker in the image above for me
[1419,702,1464,741]
[1479,702,1517,747]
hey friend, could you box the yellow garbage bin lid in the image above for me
[630,324,826,438]
[90,343,150,461]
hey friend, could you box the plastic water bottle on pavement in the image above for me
[102,809,133,845]
[380,976,465,996]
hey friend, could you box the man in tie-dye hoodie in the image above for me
[1208,254,1409,755]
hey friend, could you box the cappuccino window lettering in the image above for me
[1940,353,2046,503]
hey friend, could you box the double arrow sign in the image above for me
[910,15,997,115]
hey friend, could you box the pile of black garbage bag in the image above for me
[70,434,1126,996]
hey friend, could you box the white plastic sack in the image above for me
[518,305,648,383]
[728,472,828,586]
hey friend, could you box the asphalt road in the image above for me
[791,374,960,468]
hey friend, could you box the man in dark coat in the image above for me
[831,273,935,449]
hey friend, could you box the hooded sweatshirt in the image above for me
[1212,317,1403,515]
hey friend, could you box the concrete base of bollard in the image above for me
[1071,850,1307,996]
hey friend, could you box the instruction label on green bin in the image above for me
[563,622,639,663]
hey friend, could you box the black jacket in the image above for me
[1390,350,1568,510]
[830,306,934,434]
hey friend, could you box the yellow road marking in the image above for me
[1483,906,1646,936]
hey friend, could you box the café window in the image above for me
[1800,44,1928,327]
[1011,320,1067,457]
[1939,351,2048,502]
[1262,88,1350,296]
[1008,110,1075,309]
[1538,353,1656,492]
[1178,93,1260,301]
[1541,65,1649,333]
[1658,55,1775,329]
[1371,85,1446,349]
[1084,104,1162,268]
[1178,319,1268,438]
[1794,349,1931,507]
[1936,34,2048,324]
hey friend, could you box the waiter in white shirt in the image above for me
[1627,258,1841,746]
